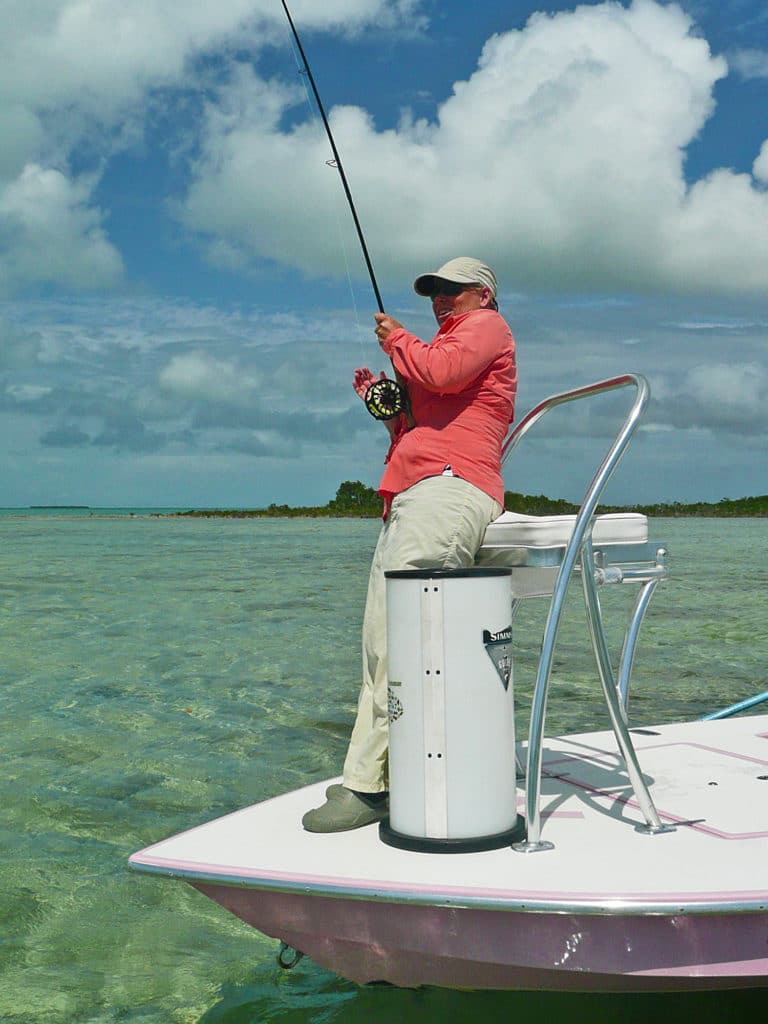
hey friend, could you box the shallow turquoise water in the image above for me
[0,515,766,1023]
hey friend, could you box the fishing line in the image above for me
[280,1,407,421]
[282,20,367,364]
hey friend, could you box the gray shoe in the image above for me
[302,786,388,833]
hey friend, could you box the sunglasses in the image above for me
[429,280,475,299]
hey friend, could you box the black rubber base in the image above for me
[378,815,526,854]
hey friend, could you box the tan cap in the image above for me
[413,257,497,299]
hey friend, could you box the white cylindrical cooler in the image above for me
[380,567,524,853]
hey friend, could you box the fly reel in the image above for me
[364,377,407,421]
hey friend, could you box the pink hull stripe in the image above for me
[130,851,768,907]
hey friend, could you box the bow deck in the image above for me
[130,714,768,991]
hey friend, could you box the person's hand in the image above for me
[374,312,403,349]
[353,367,386,401]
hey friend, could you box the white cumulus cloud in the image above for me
[0,0,421,295]
[180,0,768,296]
[753,140,768,184]
[0,164,123,294]
[685,362,767,412]
[728,47,768,79]
[652,360,768,436]
[1,1,766,300]
[0,2,413,128]
[159,351,260,404]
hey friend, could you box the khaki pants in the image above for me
[342,475,502,793]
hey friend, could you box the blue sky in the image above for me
[1,0,767,508]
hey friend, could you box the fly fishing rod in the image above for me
[280,0,406,421]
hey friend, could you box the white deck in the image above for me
[131,713,768,914]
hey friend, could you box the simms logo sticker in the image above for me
[482,626,512,691]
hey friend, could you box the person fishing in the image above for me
[302,257,517,832]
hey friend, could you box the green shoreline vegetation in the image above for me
[176,481,768,519]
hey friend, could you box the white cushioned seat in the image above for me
[476,512,650,598]
[482,511,647,550]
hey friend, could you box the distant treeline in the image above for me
[176,481,768,519]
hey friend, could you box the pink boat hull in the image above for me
[194,882,768,992]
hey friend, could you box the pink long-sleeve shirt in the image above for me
[378,307,516,512]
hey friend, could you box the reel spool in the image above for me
[364,377,406,421]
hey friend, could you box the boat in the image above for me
[129,374,768,992]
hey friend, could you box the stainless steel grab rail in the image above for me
[504,374,674,852]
